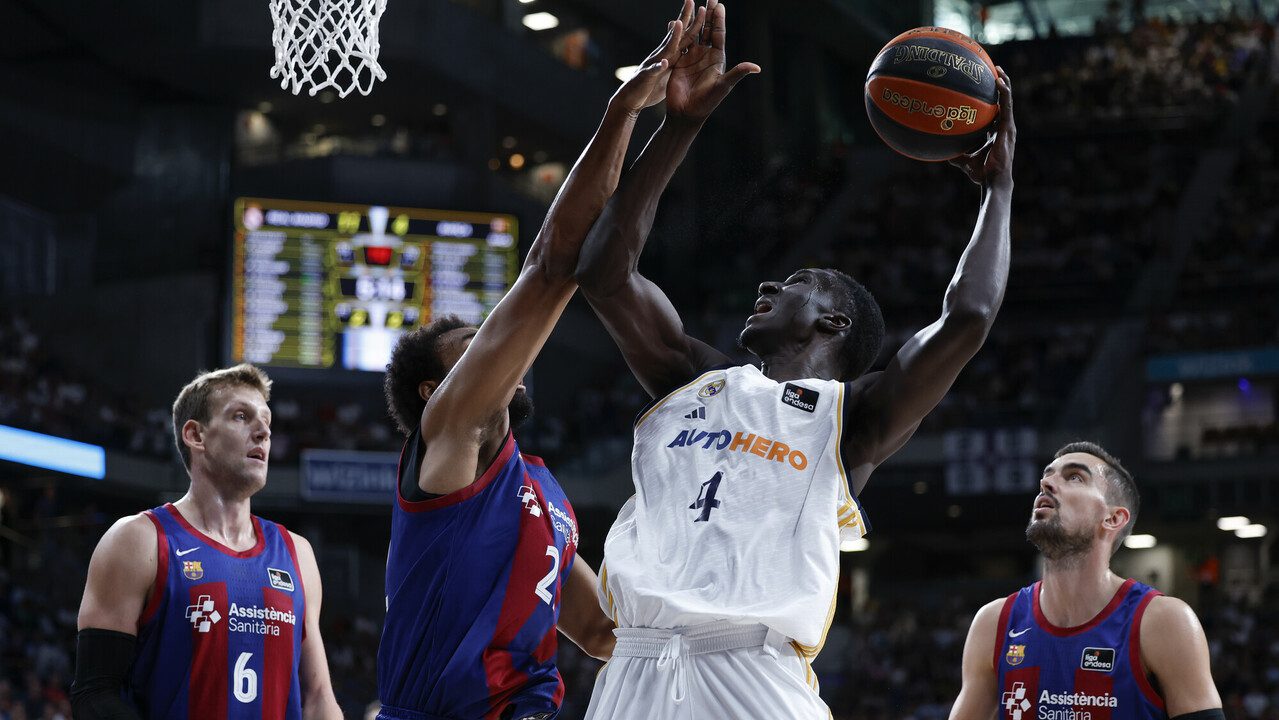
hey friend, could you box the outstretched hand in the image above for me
[665,0,761,122]
[611,1,698,114]
[950,67,1016,188]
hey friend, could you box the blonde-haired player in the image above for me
[72,365,341,720]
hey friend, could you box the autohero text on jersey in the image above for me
[666,428,809,471]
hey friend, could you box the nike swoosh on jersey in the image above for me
[175,547,200,557]
[1009,627,1030,637]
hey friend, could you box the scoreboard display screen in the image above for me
[230,197,518,372]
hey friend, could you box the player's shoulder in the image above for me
[281,527,319,567]
[86,512,160,582]
[972,596,1009,629]
[1136,593,1211,671]
[97,511,159,553]
[1138,594,1202,635]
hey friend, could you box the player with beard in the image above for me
[571,8,1013,715]
[72,364,342,719]
[373,5,750,718]
[949,442,1223,720]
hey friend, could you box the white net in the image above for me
[269,0,388,98]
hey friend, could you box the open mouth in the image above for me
[752,298,773,315]
[1034,495,1055,510]
[247,448,267,462]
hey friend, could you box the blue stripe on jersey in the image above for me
[378,431,579,719]
[996,579,1166,720]
[130,504,305,720]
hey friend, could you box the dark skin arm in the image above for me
[556,557,617,661]
[842,68,1017,496]
[575,0,759,399]
[418,12,690,494]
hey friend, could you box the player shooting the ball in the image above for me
[573,9,1018,715]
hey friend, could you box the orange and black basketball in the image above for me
[864,27,999,162]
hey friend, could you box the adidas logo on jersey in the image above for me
[683,407,706,420]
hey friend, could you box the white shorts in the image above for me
[582,621,830,720]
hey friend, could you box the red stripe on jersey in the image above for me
[277,525,307,642]
[261,587,296,720]
[993,592,1018,670]
[532,625,564,706]
[188,582,229,720]
[1073,667,1115,720]
[1033,579,1136,637]
[165,503,266,558]
[1129,591,1166,710]
[481,472,556,719]
[1001,667,1039,720]
[139,511,169,628]
[399,433,517,513]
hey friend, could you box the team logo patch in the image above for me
[781,383,819,412]
[182,560,204,580]
[1005,644,1025,666]
[698,379,725,398]
[185,595,221,633]
[518,484,542,517]
[1002,681,1032,720]
[268,567,295,592]
[1080,646,1115,672]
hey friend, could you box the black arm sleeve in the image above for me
[70,628,142,720]
[1171,710,1226,720]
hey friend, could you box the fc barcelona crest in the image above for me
[1006,644,1026,667]
[183,560,204,581]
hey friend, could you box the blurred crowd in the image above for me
[1011,9,1274,124]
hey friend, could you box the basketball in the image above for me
[864,27,999,161]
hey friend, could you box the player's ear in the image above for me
[1103,505,1130,533]
[817,312,851,335]
[418,380,440,402]
[181,419,205,457]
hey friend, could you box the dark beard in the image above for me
[1026,515,1093,561]
[509,388,534,431]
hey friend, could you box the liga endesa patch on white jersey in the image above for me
[601,365,869,652]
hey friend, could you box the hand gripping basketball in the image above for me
[950,67,1016,188]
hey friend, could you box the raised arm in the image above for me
[417,10,690,495]
[949,599,1003,720]
[575,0,759,398]
[1141,596,1222,717]
[844,68,1016,492]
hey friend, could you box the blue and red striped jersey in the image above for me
[130,503,306,720]
[995,579,1166,720]
[378,431,579,720]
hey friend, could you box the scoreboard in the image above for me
[230,197,518,372]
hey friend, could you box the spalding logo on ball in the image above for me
[865,27,999,161]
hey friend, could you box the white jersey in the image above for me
[599,364,868,656]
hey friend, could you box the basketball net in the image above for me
[268,0,388,98]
